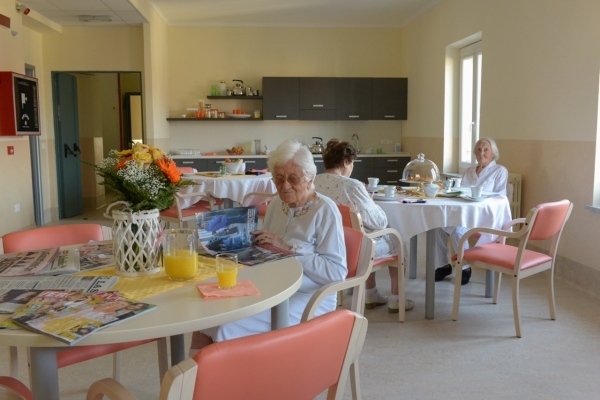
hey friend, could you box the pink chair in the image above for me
[242,192,276,225]
[1,224,168,383]
[159,190,221,228]
[0,376,32,400]
[86,309,368,400]
[177,166,196,174]
[451,199,573,337]
[337,204,407,322]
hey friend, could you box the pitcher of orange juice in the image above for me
[162,229,198,281]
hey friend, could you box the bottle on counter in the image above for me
[219,80,227,96]
[205,104,212,118]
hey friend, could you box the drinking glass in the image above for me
[162,229,198,281]
[216,253,238,289]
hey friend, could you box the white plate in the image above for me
[460,194,490,202]
[374,194,400,201]
[228,114,251,119]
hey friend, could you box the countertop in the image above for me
[170,152,411,159]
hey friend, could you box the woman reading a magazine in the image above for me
[190,139,347,354]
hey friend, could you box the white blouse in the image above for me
[462,160,508,196]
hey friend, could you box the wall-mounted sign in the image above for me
[0,71,41,136]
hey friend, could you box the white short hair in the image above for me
[475,137,500,161]
[267,139,317,181]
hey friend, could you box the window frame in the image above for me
[458,41,482,173]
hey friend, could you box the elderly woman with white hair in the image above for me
[434,137,508,285]
[189,139,347,354]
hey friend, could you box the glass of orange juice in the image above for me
[162,229,198,281]
[215,253,238,289]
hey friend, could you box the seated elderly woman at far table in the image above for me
[314,139,414,313]
[435,137,508,285]
[189,139,347,355]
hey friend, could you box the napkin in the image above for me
[196,279,261,299]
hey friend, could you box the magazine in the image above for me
[0,289,43,313]
[9,290,156,345]
[0,275,118,292]
[77,240,115,272]
[196,206,296,266]
[0,248,80,277]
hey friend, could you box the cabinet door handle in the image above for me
[387,170,398,173]
[246,160,256,163]
[313,104,323,108]
[349,115,360,119]
[275,115,288,118]
[387,159,399,162]
[384,115,396,118]
[182,161,194,164]
[354,160,362,163]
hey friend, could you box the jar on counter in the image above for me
[211,109,218,119]
[204,104,212,118]
[218,112,225,118]
[253,110,261,119]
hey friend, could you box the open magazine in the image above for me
[9,290,156,345]
[196,206,296,266]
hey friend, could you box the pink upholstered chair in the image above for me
[337,204,407,322]
[0,376,32,400]
[451,199,573,337]
[86,309,368,400]
[1,224,168,383]
[159,190,221,228]
[242,191,276,226]
[177,166,196,174]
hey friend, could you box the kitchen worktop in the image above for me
[170,152,411,159]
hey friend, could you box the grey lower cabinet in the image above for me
[173,159,208,171]
[351,157,373,183]
[174,158,268,172]
[372,156,410,185]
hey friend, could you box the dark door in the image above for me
[53,73,82,218]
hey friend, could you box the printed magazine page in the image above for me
[0,289,43,314]
[0,275,119,292]
[196,206,296,266]
[77,240,115,272]
[0,248,80,277]
[10,290,156,345]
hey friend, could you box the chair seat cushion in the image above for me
[160,201,211,218]
[459,243,553,270]
[373,255,398,267]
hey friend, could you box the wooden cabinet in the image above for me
[335,78,372,120]
[262,78,299,120]
[299,78,336,121]
[371,78,407,120]
[372,156,410,185]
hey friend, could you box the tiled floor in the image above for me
[3,210,600,399]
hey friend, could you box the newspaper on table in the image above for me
[196,206,296,266]
[77,240,115,272]
[9,290,156,345]
[0,275,118,292]
[0,248,80,277]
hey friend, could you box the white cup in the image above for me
[368,177,379,188]
[452,178,462,187]
[383,185,396,197]
[471,186,483,198]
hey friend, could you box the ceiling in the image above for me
[17,0,441,28]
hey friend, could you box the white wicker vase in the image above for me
[109,207,162,277]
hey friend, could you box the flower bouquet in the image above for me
[95,143,194,276]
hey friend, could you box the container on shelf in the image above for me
[218,112,225,118]
[219,80,227,96]
[186,108,198,118]
[253,110,261,119]
[205,104,211,118]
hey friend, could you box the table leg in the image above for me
[485,270,494,298]
[170,334,186,366]
[222,198,234,208]
[271,299,289,330]
[425,230,436,320]
[30,347,59,400]
[409,236,417,279]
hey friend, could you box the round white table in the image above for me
[182,173,277,208]
[376,194,512,319]
[0,258,303,400]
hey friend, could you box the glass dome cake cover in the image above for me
[402,153,440,183]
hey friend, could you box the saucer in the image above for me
[374,193,399,201]
[460,194,490,202]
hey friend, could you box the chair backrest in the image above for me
[178,167,197,174]
[344,226,364,279]
[337,204,365,232]
[185,309,367,400]
[529,200,572,242]
[0,376,32,400]
[2,224,105,253]
[242,192,276,207]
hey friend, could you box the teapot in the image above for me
[232,80,244,96]
[310,137,324,154]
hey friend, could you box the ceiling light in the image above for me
[79,15,112,22]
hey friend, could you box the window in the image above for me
[458,41,482,172]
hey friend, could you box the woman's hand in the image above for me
[251,230,292,251]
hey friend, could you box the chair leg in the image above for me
[512,277,522,338]
[396,266,405,323]
[493,271,501,304]
[112,351,122,381]
[547,270,556,320]
[157,338,169,382]
[451,267,463,320]
[9,346,18,378]
[349,361,361,400]
[337,290,343,306]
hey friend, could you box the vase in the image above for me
[105,202,162,277]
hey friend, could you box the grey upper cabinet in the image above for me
[262,77,299,120]
[371,78,407,120]
[299,78,336,121]
[335,78,372,120]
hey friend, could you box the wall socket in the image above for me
[380,139,392,145]
[14,204,20,212]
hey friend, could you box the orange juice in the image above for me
[216,267,237,289]
[164,250,198,281]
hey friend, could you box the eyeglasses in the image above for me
[272,174,306,186]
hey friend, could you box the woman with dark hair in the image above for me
[314,139,414,313]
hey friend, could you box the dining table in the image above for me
[0,257,303,400]
[375,192,512,320]
[181,172,277,209]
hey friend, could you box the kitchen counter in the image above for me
[170,152,411,159]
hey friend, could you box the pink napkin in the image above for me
[196,279,261,299]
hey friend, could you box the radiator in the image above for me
[507,173,522,218]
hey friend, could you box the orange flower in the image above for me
[156,158,181,183]
[116,155,132,170]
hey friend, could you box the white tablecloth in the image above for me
[180,173,277,208]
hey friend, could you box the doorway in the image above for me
[52,71,143,218]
